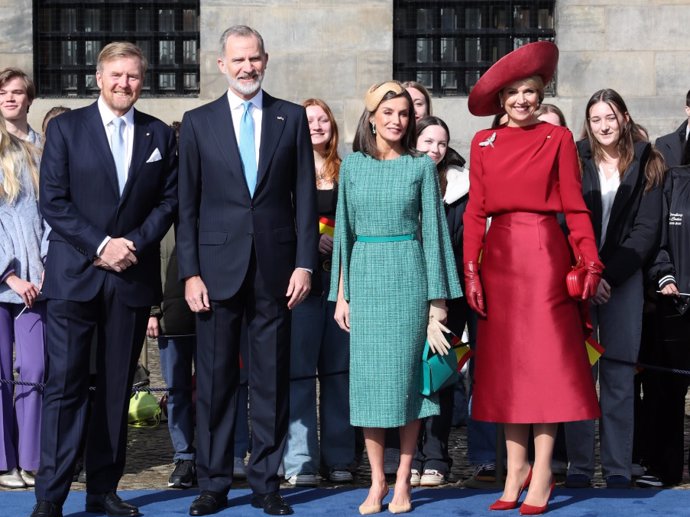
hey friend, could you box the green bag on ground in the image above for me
[128,391,161,428]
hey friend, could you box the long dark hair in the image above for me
[353,88,417,159]
[582,88,665,190]
[415,116,466,196]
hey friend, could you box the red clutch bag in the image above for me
[566,256,586,299]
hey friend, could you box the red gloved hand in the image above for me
[464,261,487,317]
[581,261,604,301]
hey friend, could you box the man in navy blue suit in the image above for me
[177,25,318,516]
[31,42,177,517]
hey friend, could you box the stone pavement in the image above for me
[118,339,690,491]
[7,338,690,494]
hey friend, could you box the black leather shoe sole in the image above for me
[251,494,294,516]
[30,501,63,517]
[85,499,141,516]
[189,492,228,516]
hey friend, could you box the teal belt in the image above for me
[356,234,415,243]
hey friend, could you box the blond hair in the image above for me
[0,116,39,204]
[97,42,148,74]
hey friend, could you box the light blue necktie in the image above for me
[110,117,127,195]
[239,101,257,197]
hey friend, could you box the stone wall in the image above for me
[12,0,690,158]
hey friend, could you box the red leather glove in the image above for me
[464,261,487,317]
[581,260,604,301]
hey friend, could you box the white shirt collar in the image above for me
[226,88,263,112]
[97,96,135,127]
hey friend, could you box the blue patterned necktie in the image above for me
[239,101,257,197]
[110,117,127,195]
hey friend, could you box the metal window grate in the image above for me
[33,0,200,97]
[393,0,556,96]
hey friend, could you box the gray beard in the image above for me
[227,75,263,96]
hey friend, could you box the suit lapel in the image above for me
[206,95,247,189]
[607,142,649,230]
[257,92,287,191]
[120,110,153,203]
[82,103,120,197]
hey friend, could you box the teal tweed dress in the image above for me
[328,152,462,427]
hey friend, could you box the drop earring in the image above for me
[370,122,376,135]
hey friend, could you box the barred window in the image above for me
[34,0,200,97]
[394,0,556,96]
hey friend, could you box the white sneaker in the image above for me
[233,457,247,479]
[20,469,35,487]
[420,469,446,486]
[287,473,319,486]
[410,469,421,487]
[0,468,26,489]
[328,469,353,483]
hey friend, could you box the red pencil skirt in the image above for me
[471,212,600,423]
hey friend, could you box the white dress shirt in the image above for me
[227,88,262,164]
[96,97,135,256]
[598,166,621,249]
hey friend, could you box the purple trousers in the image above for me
[0,302,45,471]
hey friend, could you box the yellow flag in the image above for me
[585,336,605,366]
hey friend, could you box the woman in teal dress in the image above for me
[329,81,461,515]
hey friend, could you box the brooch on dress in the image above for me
[479,132,496,148]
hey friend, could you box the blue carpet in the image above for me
[4,487,689,516]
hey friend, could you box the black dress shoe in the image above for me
[251,492,293,516]
[85,491,140,516]
[30,501,62,517]
[189,490,228,516]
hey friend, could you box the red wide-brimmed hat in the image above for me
[468,41,559,116]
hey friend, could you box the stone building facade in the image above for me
[5,0,690,156]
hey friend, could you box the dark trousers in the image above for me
[412,296,472,474]
[195,252,290,496]
[639,300,690,485]
[36,279,148,505]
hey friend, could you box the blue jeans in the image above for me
[283,270,354,476]
[158,335,196,461]
[465,308,498,466]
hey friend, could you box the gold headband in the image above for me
[364,81,405,112]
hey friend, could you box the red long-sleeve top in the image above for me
[463,122,602,268]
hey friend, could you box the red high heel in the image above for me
[519,479,555,515]
[489,468,533,511]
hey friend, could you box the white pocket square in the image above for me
[146,148,162,163]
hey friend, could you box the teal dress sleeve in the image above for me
[420,156,463,300]
[328,154,355,302]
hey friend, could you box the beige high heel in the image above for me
[388,501,412,514]
[359,488,389,515]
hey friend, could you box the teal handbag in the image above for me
[419,334,459,396]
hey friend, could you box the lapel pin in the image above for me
[277,116,285,121]
[146,132,150,136]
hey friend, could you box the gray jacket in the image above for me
[0,160,50,304]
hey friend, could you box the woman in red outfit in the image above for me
[463,42,603,515]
